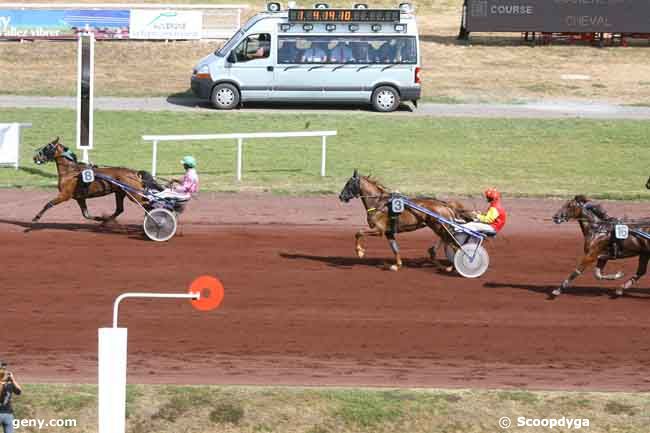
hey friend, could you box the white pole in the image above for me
[321,135,327,177]
[237,138,243,181]
[98,327,127,433]
[152,140,158,176]
[82,148,89,164]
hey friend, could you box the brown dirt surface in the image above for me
[3,190,650,391]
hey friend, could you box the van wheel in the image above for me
[211,83,240,110]
[371,86,400,112]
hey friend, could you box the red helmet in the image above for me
[484,188,500,202]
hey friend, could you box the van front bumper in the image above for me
[191,76,214,99]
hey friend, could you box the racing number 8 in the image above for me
[81,169,95,183]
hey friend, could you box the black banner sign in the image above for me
[466,0,650,33]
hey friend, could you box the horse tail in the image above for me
[137,170,164,191]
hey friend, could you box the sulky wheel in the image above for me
[143,208,177,242]
[453,243,489,278]
[444,233,472,263]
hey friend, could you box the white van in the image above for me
[191,3,421,112]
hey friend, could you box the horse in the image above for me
[338,169,474,271]
[32,137,161,223]
[552,195,650,297]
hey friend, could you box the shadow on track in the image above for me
[0,218,144,239]
[279,251,456,275]
[485,281,650,300]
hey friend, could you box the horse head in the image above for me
[339,169,361,202]
[33,137,64,164]
[553,195,611,224]
[33,137,78,165]
[553,195,590,224]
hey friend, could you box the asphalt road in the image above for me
[2,95,650,119]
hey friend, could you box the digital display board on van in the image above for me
[288,9,401,23]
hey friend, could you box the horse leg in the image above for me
[593,257,624,281]
[386,233,402,271]
[76,198,103,221]
[552,252,599,297]
[32,194,69,222]
[616,254,650,297]
[355,228,382,258]
[105,190,126,222]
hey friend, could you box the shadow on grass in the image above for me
[484,281,650,300]
[18,166,58,179]
[0,217,144,239]
[279,251,457,275]
[165,89,415,112]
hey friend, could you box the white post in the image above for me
[321,135,327,177]
[151,140,158,176]
[98,327,127,433]
[82,148,89,164]
[237,138,243,181]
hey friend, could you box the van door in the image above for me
[227,33,274,101]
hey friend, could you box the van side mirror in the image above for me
[227,52,237,63]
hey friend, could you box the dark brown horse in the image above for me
[32,137,158,223]
[338,170,473,271]
[552,195,650,297]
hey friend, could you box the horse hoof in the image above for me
[551,288,562,297]
[389,264,399,272]
[615,289,624,297]
[356,249,365,259]
[444,266,454,273]
[615,272,625,280]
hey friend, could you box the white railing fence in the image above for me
[141,131,337,181]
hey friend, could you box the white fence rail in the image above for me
[141,131,338,181]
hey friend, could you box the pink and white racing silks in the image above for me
[174,168,199,194]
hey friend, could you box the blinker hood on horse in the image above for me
[31,137,161,223]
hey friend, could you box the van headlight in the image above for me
[194,65,210,79]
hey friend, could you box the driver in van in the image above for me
[249,34,270,59]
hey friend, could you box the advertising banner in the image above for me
[0,9,129,39]
[466,0,650,33]
[129,10,202,40]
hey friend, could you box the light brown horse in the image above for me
[32,137,158,223]
[338,170,473,271]
[552,195,650,297]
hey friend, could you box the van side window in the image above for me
[233,33,271,62]
[278,36,417,64]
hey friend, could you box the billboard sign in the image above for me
[129,10,202,40]
[0,9,129,39]
[466,0,650,33]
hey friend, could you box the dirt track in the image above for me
[3,191,650,391]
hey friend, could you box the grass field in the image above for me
[10,384,650,433]
[3,0,650,104]
[2,107,649,199]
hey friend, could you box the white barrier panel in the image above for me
[0,123,31,169]
[98,327,127,433]
[142,131,338,180]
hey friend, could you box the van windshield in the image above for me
[278,36,417,64]
[215,30,244,57]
